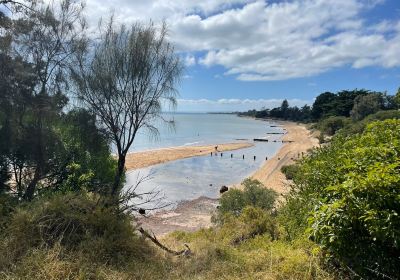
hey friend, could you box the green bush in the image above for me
[289,119,400,279]
[317,116,350,136]
[0,194,17,231]
[340,109,400,136]
[218,179,277,217]
[219,206,279,243]
[0,192,153,275]
[281,164,299,180]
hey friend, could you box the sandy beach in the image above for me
[250,121,319,193]
[136,121,319,235]
[125,142,253,171]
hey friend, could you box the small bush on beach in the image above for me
[217,179,277,218]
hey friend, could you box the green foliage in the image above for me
[57,109,117,194]
[281,164,299,180]
[0,194,17,231]
[165,209,333,280]
[218,179,277,217]
[317,116,350,136]
[311,91,336,120]
[239,89,391,123]
[339,109,400,136]
[0,191,335,280]
[395,87,400,108]
[350,93,383,121]
[288,119,400,278]
[221,206,279,243]
[0,193,154,275]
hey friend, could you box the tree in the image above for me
[395,87,400,108]
[300,104,312,121]
[311,92,335,120]
[0,0,88,200]
[71,21,183,198]
[318,116,350,135]
[350,93,383,121]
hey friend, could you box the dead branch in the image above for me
[138,227,191,256]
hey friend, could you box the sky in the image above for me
[15,0,400,111]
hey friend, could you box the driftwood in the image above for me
[138,227,191,256]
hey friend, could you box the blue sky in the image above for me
[7,0,400,112]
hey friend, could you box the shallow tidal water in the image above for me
[125,113,284,209]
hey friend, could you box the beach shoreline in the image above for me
[135,120,319,235]
[249,120,319,194]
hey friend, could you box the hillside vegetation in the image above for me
[1,118,399,279]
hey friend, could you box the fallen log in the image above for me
[138,227,191,256]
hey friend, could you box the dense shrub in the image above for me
[317,116,350,136]
[218,179,277,217]
[288,119,400,279]
[340,110,400,136]
[0,194,17,230]
[167,208,333,280]
[281,164,300,180]
[0,193,153,275]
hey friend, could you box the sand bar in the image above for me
[125,142,253,170]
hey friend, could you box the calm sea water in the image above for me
[125,113,284,209]
[131,113,281,151]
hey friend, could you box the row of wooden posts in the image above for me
[210,152,267,161]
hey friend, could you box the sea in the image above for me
[125,113,284,209]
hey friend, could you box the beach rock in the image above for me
[220,185,229,194]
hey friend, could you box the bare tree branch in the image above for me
[138,227,191,256]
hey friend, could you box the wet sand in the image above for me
[125,142,253,171]
[137,197,219,236]
[136,121,319,236]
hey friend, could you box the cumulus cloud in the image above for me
[83,0,400,81]
[183,54,196,66]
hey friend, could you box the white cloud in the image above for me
[83,0,400,81]
[184,54,196,66]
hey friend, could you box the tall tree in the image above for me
[71,21,183,198]
[0,0,86,200]
[395,87,400,108]
[311,92,335,120]
[350,93,383,121]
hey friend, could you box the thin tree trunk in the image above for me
[24,107,43,201]
[24,165,40,200]
[112,154,126,198]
